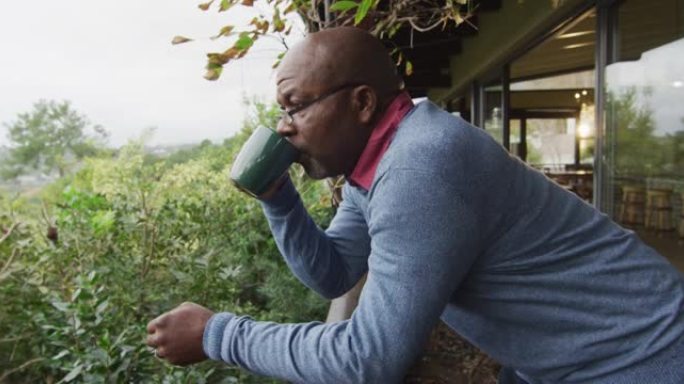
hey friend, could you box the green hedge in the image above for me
[0,102,332,383]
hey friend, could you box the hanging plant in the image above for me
[172,0,475,80]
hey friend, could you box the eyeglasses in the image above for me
[280,82,363,125]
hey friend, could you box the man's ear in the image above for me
[353,86,378,124]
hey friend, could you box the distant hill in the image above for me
[0,143,209,192]
[144,143,198,157]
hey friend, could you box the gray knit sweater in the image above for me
[203,101,684,383]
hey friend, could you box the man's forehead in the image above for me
[277,52,312,83]
[275,61,299,85]
[276,40,330,86]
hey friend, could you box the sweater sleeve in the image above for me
[260,176,371,299]
[204,169,480,383]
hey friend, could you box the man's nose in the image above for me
[276,118,296,137]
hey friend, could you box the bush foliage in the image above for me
[0,101,332,383]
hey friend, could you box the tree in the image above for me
[607,88,664,176]
[2,100,109,179]
[666,120,684,176]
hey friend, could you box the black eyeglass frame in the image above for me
[280,82,364,125]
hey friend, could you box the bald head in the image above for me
[274,28,405,179]
[277,27,402,100]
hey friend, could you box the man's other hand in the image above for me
[146,302,214,366]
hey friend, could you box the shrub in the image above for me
[0,101,332,383]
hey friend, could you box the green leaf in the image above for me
[219,0,233,12]
[171,269,191,283]
[72,315,81,331]
[70,288,82,302]
[234,34,254,50]
[330,1,358,12]
[204,65,223,81]
[51,301,69,312]
[96,300,109,316]
[354,0,373,25]
[272,8,285,32]
[405,60,413,76]
[91,209,115,236]
[53,350,69,360]
[59,365,82,383]
[91,348,109,364]
[272,59,282,69]
[283,2,297,14]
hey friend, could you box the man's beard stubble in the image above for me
[298,153,332,180]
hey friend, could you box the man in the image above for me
[146,27,684,383]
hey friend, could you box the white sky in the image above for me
[0,1,305,148]
[606,38,684,136]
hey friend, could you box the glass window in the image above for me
[510,119,523,159]
[527,118,577,170]
[483,82,504,144]
[508,8,596,173]
[604,0,684,258]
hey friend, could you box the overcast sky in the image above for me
[607,38,684,136]
[0,1,304,148]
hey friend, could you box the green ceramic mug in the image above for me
[229,126,299,197]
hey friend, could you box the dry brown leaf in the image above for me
[171,36,193,45]
[198,1,214,10]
